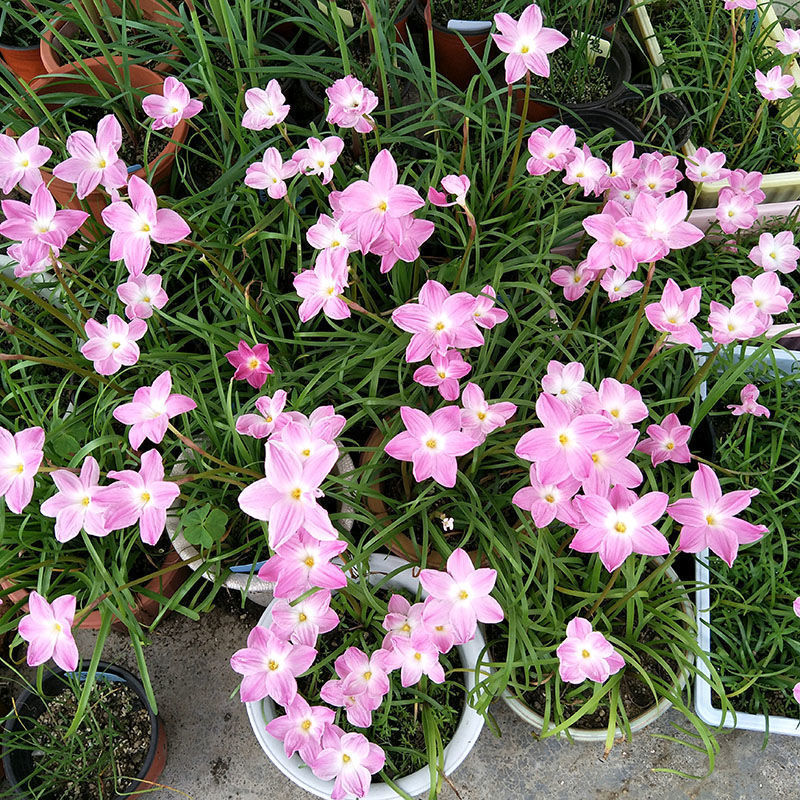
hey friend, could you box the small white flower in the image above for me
[441,516,454,532]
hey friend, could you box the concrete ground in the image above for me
[41,601,797,800]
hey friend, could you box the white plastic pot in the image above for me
[502,561,692,741]
[168,453,355,607]
[245,553,488,798]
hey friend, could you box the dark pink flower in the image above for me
[225,340,273,388]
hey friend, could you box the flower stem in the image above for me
[614,261,657,380]
[627,331,669,385]
[588,567,621,617]
[502,72,531,213]
[166,423,262,478]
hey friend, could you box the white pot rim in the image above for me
[245,553,487,798]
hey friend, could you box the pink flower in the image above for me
[98,450,180,545]
[728,168,765,203]
[563,144,608,196]
[384,406,476,488]
[551,261,595,300]
[230,625,316,705]
[419,548,504,644]
[141,77,203,131]
[492,4,569,84]
[39,456,109,542]
[428,174,471,208]
[271,590,339,647]
[748,230,800,273]
[526,125,576,175]
[731,272,792,330]
[556,617,625,684]
[708,301,759,344]
[644,278,703,348]
[636,413,692,466]
[244,147,298,199]
[684,147,730,183]
[7,239,56,278]
[309,728,385,800]
[413,350,472,400]
[512,468,580,527]
[238,441,339,549]
[257,532,348,599]
[265,695,334,762]
[582,378,648,426]
[391,279,484,362]
[294,248,351,323]
[325,76,378,134]
[81,315,146,375]
[381,595,427,646]
[116,272,168,320]
[18,592,79,671]
[52,114,128,198]
[337,647,391,698]
[0,127,51,194]
[634,152,682,196]
[112,370,196,449]
[755,66,794,100]
[724,0,756,7]
[581,428,643,495]
[292,136,344,185]
[629,191,704,259]
[601,267,642,300]
[371,214,435,274]
[541,360,594,410]
[0,425,44,514]
[459,382,517,443]
[777,28,800,55]
[793,596,800,617]
[306,214,355,252]
[235,389,288,439]
[225,340,273,388]
[716,187,758,234]
[471,285,508,329]
[242,80,289,130]
[570,485,670,571]
[383,637,444,686]
[667,464,768,566]
[320,674,384,729]
[794,683,800,704]
[0,183,87,249]
[727,384,770,417]
[602,140,639,191]
[583,201,658,274]
[102,175,191,276]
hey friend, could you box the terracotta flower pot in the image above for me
[28,57,188,234]
[39,0,182,75]
[0,4,46,83]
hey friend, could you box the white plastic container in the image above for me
[245,553,488,798]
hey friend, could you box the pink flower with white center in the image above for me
[526,125,576,175]
[755,66,795,100]
[515,393,616,483]
[337,647,391,699]
[417,599,457,653]
[708,301,759,344]
[112,370,196,449]
[551,261,595,301]
[793,596,800,617]
[684,147,730,183]
[601,267,642,301]
[98,449,180,545]
[419,548,504,644]
[644,278,703,348]
[320,674,383,728]
[39,456,109,542]
[0,183,87,249]
[383,637,445,686]
[102,175,191,276]
[570,485,670,571]
[141,77,203,131]
[727,384,770,417]
[636,413,692,467]
[384,406,476,488]
[606,184,641,212]
[556,617,625,684]
[749,230,800,273]
[230,625,316,705]
[563,144,608,196]
[7,239,56,278]
[492,4,569,84]
[794,683,800,704]
[717,188,759,234]
[116,272,168,320]
[627,191,704,260]
[236,389,289,439]
[325,76,379,134]
[309,728,385,800]
[777,28,800,55]
[0,127,51,194]
[634,152,682,196]
[541,360,594,410]
[581,428,644,496]
[582,378,648,426]
[292,136,344,185]
[667,463,767,566]
[428,174,471,208]
[459,382,517,444]
[18,592,79,672]
[0,425,44,514]
[238,441,339,549]
[52,114,128,199]
[371,214,435,274]
[242,80,289,130]
[265,695,335,762]
[258,532,347,599]
[728,169,765,203]
[601,140,639,191]
[471,285,508,329]
[306,213,355,252]
[512,467,581,527]
[81,315,147,376]
[391,279,484,362]
[413,350,471,400]
[280,405,346,445]
[271,590,339,647]
[294,247,351,323]
[244,147,299,199]
[732,272,792,330]
[335,150,425,253]
[225,340,273,389]
[381,595,427,647]
[271,421,332,465]
[583,201,659,275]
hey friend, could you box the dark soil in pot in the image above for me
[62,104,149,170]
[608,84,692,151]
[0,11,40,47]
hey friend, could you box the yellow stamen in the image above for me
[425,439,437,449]
[581,649,591,658]
[268,660,279,671]
[304,556,315,567]
[291,488,302,499]
[298,613,307,622]
[614,521,627,533]
[301,719,312,730]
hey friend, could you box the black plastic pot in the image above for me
[2,660,167,799]
[564,106,644,144]
[608,83,693,151]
